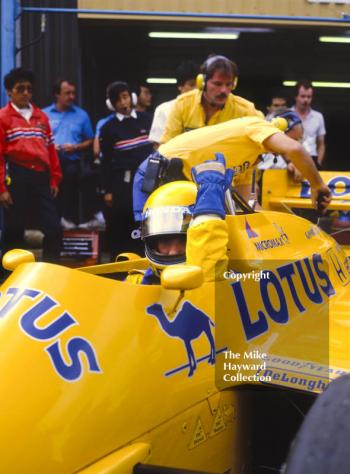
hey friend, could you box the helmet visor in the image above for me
[141,206,193,239]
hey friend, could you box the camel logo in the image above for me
[146,301,216,377]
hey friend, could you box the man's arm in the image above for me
[187,154,233,281]
[61,112,94,153]
[149,104,166,146]
[75,139,93,152]
[42,118,62,197]
[61,139,93,154]
[316,134,326,167]
[0,123,12,207]
[263,133,331,211]
[81,113,94,151]
[93,136,101,158]
[47,144,62,198]
[99,127,114,208]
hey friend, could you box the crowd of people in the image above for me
[0,56,329,266]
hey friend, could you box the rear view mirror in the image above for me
[161,264,204,291]
[2,249,35,271]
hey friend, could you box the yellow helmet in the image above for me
[141,181,197,272]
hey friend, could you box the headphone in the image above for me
[196,55,238,92]
[105,86,138,112]
[271,117,288,132]
[105,97,115,111]
[270,110,302,132]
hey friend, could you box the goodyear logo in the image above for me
[231,253,335,341]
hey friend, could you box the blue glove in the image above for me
[191,153,234,219]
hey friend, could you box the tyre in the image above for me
[284,374,350,474]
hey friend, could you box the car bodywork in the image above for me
[0,172,350,473]
[262,169,350,249]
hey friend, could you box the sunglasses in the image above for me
[13,85,33,93]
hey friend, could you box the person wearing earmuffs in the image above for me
[160,55,263,144]
[99,81,154,259]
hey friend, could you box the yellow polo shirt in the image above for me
[160,88,263,144]
[159,116,282,185]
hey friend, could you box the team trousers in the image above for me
[2,163,62,262]
[106,170,144,260]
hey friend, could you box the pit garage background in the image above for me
[9,0,350,169]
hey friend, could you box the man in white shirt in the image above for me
[148,61,199,146]
[293,80,326,169]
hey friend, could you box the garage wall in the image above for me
[78,0,350,24]
[21,0,82,108]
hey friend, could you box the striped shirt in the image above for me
[0,102,61,192]
[100,111,153,192]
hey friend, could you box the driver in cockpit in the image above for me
[128,153,232,284]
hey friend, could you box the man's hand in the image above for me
[51,186,59,198]
[104,193,113,208]
[311,184,332,214]
[0,191,13,209]
[61,143,77,154]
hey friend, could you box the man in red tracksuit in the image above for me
[0,68,62,262]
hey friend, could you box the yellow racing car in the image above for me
[0,170,349,474]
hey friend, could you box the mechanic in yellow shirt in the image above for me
[133,110,331,220]
[160,55,262,144]
[131,145,330,285]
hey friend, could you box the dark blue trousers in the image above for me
[2,163,62,262]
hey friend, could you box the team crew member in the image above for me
[129,154,232,284]
[149,60,199,146]
[160,55,262,144]
[265,91,288,120]
[100,81,153,259]
[0,68,62,262]
[293,79,326,169]
[135,82,153,116]
[44,79,94,228]
[133,111,331,219]
[259,106,303,180]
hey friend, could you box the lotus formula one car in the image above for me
[0,170,349,473]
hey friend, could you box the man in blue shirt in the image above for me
[44,79,94,228]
